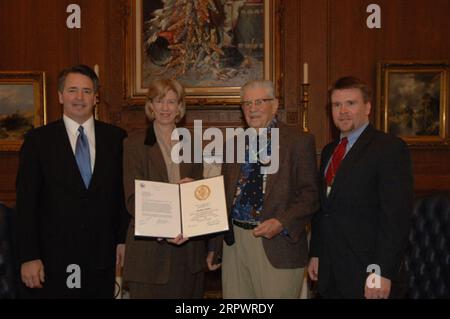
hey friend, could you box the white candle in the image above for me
[303,62,309,84]
[94,64,100,78]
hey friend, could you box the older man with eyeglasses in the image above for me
[211,79,320,298]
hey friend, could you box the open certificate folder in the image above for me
[135,175,229,238]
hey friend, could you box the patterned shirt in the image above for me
[231,118,277,223]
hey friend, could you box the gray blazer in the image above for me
[122,123,206,285]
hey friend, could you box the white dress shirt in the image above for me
[63,114,96,172]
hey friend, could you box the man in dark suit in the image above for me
[308,76,413,299]
[216,79,319,298]
[15,65,129,298]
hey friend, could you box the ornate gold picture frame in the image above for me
[0,71,46,151]
[377,61,449,146]
[125,0,281,107]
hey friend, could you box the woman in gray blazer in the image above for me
[122,79,215,298]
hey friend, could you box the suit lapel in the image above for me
[263,122,287,200]
[148,142,169,182]
[225,162,241,209]
[55,120,88,192]
[327,125,375,200]
[142,122,169,182]
[223,133,242,208]
[320,140,338,202]
[88,121,105,191]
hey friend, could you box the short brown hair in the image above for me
[145,78,186,123]
[329,76,372,104]
[58,64,99,93]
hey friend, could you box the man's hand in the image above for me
[307,257,319,281]
[206,251,221,271]
[252,218,283,239]
[116,244,125,268]
[21,259,45,289]
[365,274,391,299]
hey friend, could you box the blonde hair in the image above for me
[145,78,186,123]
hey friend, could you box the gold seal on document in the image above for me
[195,185,211,201]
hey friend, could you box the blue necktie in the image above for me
[75,126,92,188]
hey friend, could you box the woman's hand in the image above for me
[167,234,189,245]
[179,177,194,184]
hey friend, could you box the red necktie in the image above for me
[325,137,348,186]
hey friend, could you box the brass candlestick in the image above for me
[94,64,100,120]
[301,83,310,133]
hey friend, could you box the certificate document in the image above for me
[135,175,229,238]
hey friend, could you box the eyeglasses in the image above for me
[152,99,178,106]
[241,98,274,108]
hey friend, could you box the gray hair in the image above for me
[240,79,275,99]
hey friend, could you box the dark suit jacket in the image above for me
[122,123,207,285]
[220,121,320,268]
[14,119,129,296]
[310,124,413,298]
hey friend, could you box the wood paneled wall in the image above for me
[1,0,449,206]
[322,0,450,195]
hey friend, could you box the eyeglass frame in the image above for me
[241,98,275,108]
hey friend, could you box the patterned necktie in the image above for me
[75,126,92,188]
[325,137,348,186]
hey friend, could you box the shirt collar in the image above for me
[63,114,95,136]
[341,122,369,147]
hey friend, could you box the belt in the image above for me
[232,219,259,230]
